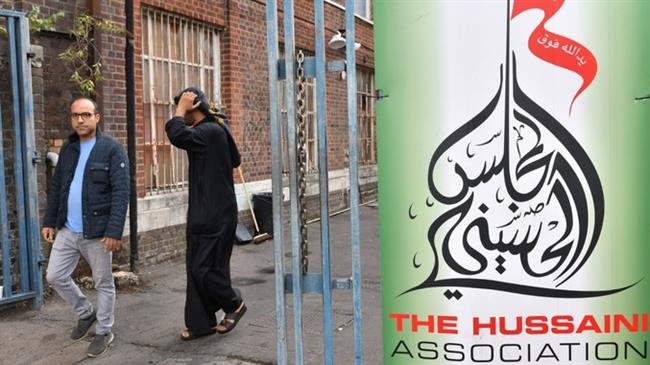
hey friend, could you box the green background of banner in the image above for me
[375,1,650,364]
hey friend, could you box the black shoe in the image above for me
[70,310,97,341]
[87,332,114,358]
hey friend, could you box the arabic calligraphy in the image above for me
[536,33,586,67]
[404,55,637,298]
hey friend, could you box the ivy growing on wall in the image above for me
[58,13,124,96]
[0,5,124,96]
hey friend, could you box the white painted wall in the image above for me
[124,165,377,235]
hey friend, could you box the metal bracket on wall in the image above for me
[32,151,43,165]
[277,57,346,80]
[373,89,389,100]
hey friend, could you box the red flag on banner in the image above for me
[512,0,597,113]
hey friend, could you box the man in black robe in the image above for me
[166,87,246,340]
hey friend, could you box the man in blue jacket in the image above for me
[42,97,129,357]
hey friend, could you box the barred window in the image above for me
[357,68,376,165]
[141,8,221,194]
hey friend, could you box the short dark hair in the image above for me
[70,97,99,113]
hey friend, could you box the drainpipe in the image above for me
[125,0,139,272]
[87,0,102,106]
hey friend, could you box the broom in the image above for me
[238,167,271,244]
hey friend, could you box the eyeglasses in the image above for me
[71,112,96,120]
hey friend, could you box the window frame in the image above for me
[141,8,221,195]
[357,68,376,165]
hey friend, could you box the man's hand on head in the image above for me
[174,91,201,117]
[102,237,122,252]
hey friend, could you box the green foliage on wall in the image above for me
[1,5,124,96]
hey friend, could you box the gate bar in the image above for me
[344,1,364,363]
[7,16,31,295]
[0,88,11,300]
[17,11,42,309]
[264,1,288,364]
[314,0,334,364]
[281,0,305,364]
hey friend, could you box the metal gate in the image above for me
[0,10,42,309]
[265,1,363,364]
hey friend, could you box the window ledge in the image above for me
[124,166,377,235]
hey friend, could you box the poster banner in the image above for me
[375,1,650,364]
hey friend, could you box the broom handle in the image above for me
[238,167,261,232]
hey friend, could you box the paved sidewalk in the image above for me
[0,206,382,364]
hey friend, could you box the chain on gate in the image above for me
[296,50,309,275]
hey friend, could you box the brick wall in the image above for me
[1,2,85,148]
[231,0,375,178]
[1,0,376,273]
[95,0,127,144]
[120,225,185,266]
[223,0,270,182]
[123,0,376,268]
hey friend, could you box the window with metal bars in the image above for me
[357,68,376,165]
[141,8,221,195]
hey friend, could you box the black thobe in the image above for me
[165,115,242,335]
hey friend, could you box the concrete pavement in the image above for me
[0,205,382,364]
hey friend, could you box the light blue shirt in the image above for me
[65,138,96,233]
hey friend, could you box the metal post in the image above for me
[0,88,10,302]
[281,0,305,363]
[125,0,139,273]
[265,1,287,364]
[16,14,42,309]
[7,16,31,297]
[344,1,364,363]
[313,1,334,364]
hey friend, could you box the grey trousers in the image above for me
[46,227,115,335]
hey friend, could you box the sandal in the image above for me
[216,302,247,334]
[179,328,216,341]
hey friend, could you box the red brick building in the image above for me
[0,0,376,268]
